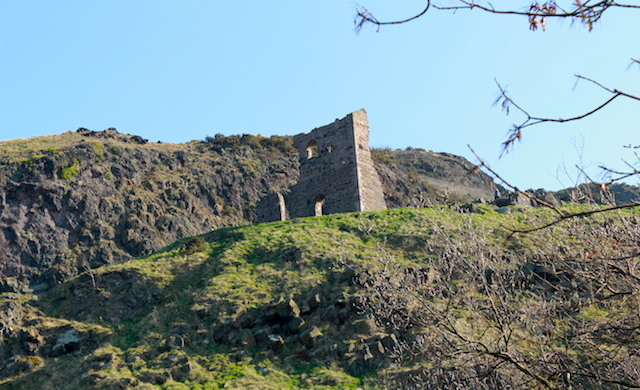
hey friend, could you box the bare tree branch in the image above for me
[355,1,431,32]
[495,78,640,156]
[355,1,640,31]
[599,165,640,184]
[468,145,640,237]
[357,0,640,236]
[507,202,640,236]
[468,145,565,215]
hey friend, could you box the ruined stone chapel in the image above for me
[256,109,387,222]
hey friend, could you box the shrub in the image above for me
[59,159,81,180]
[180,237,207,255]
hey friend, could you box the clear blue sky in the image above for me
[1,1,638,190]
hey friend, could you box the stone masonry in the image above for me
[256,109,387,222]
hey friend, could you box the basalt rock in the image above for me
[0,130,298,291]
[0,129,503,292]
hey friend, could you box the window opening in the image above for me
[306,140,318,159]
[277,192,287,221]
[314,195,326,216]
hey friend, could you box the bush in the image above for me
[180,237,207,255]
[59,160,81,180]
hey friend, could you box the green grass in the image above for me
[0,130,195,163]
[59,159,81,179]
[4,205,640,389]
[0,132,83,161]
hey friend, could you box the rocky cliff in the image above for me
[0,130,298,292]
[0,129,498,292]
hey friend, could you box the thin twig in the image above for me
[355,1,431,31]
[468,145,565,215]
[495,76,640,155]
[508,202,640,237]
[468,145,640,237]
[599,165,640,184]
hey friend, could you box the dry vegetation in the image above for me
[357,209,640,389]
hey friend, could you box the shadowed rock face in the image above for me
[0,130,299,291]
[0,130,499,292]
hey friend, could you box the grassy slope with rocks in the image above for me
[0,130,498,292]
[1,205,638,389]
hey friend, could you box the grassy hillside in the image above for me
[1,205,638,389]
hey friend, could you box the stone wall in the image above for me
[351,110,387,212]
[256,110,387,222]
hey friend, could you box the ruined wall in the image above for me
[256,109,386,222]
[351,110,387,212]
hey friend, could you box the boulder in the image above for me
[287,317,306,333]
[47,328,81,357]
[307,293,322,311]
[238,313,255,328]
[212,324,230,342]
[276,299,301,321]
[253,327,272,345]
[362,344,374,361]
[381,333,398,350]
[167,335,185,349]
[339,342,356,357]
[352,317,377,336]
[171,361,195,382]
[299,327,323,348]
[268,334,285,353]
[240,330,256,348]
[369,340,386,357]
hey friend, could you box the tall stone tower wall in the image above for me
[351,109,387,212]
[255,109,386,222]
[287,112,361,218]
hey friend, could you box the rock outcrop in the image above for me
[372,147,499,207]
[0,130,298,291]
[0,129,499,291]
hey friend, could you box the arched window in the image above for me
[306,140,318,159]
[314,195,326,216]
